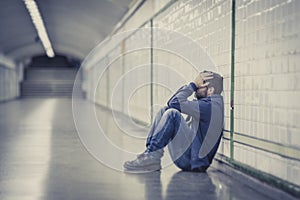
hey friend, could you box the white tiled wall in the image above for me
[0,65,21,102]
[93,57,109,107]
[234,143,300,186]
[233,0,300,186]
[85,24,152,124]
[107,46,123,113]
[122,27,151,123]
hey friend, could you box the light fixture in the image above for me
[23,0,55,58]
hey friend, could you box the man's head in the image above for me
[195,71,223,99]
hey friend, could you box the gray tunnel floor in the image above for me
[0,98,295,200]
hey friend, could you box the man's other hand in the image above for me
[194,71,214,88]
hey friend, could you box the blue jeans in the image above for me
[146,107,197,170]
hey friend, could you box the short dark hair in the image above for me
[203,71,223,94]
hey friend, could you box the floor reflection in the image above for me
[131,170,217,200]
[165,171,216,200]
[133,171,163,200]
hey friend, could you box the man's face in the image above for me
[195,86,208,99]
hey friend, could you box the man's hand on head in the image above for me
[193,71,214,88]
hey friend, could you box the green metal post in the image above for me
[230,0,236,161]
[150,19,154,123]
[106,57,110,108]
[121,43,125,113]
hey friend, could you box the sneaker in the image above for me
[123,151,162,172]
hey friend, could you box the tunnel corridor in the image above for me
[0,0,300,199]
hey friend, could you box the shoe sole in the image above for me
[123,163,161,173]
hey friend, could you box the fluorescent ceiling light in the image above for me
[23,0,55,58]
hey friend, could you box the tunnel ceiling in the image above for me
[0,0,135,64]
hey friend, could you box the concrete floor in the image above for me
[0,98,295,200]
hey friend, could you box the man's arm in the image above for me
[167,83,201,119]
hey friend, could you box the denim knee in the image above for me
[164,108,181,117]
[159,106,169,113]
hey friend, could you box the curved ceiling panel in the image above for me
[0,0,134,64]
[9,42,87,62]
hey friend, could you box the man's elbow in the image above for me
[167,101,181,111]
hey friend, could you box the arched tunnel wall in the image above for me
[82,0,300,192]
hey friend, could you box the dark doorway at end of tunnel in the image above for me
[29,55,81,68]
[21,55,84,98]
